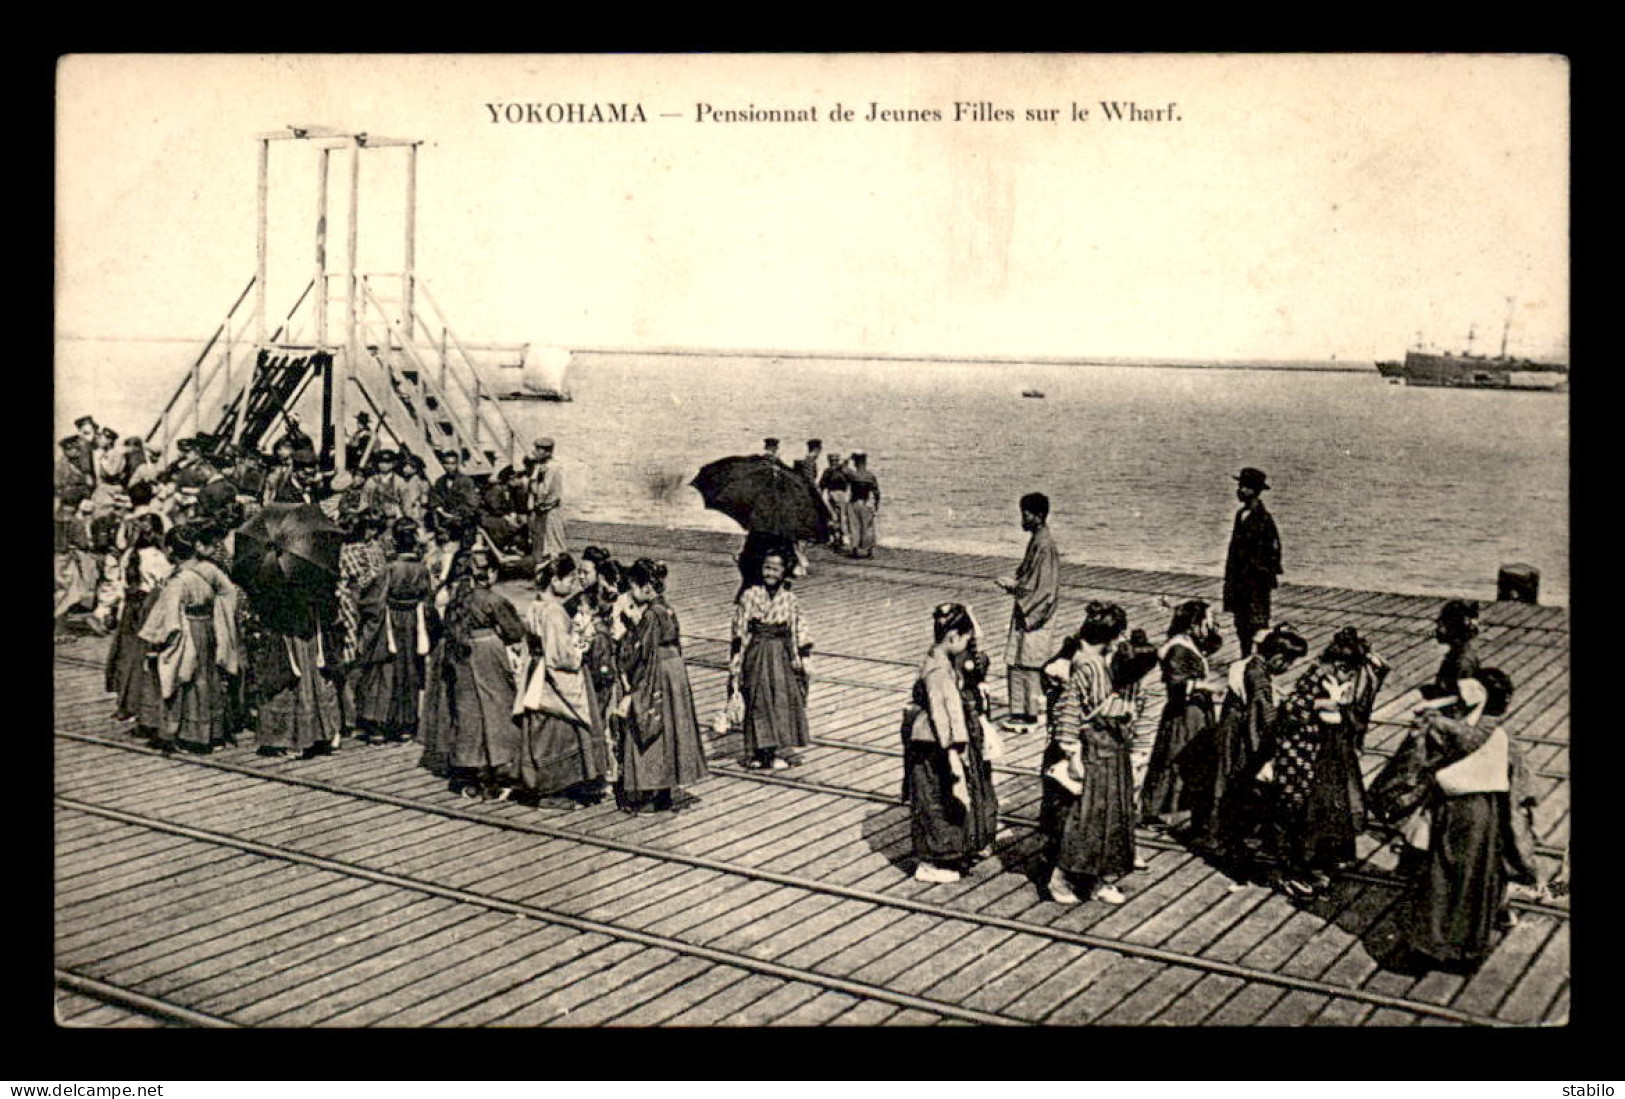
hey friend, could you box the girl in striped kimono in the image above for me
[1038,601,1138,905]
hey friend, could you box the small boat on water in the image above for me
[1021,388,1046,399]
[492,345,574,402]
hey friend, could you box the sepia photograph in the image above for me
[52,52,1569,1030]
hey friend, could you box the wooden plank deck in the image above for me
[53,520,1568,1027]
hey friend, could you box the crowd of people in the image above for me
[896,482,1547,972]
[54,414,1548,972]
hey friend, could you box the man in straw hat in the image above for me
[525,437,568,564]
[1223,466,1283,657]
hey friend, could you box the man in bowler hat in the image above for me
[1223,467,1282,657]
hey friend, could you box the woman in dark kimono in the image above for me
[1400,669,1537,969]
[352,519,433,744]
[1140,600,1223,831]
[1261,627,1386,897]
[245,566,343,760]
[1369,599,1482,866]
[420,550,527,799]
[1178,624,1310,861]
[731,550,813,770]
[615,559,710,812]
[106,514,168,727]
[517,553,611,808]
[137,525,238,754]
[1038,602,1138,905]
[902,603,997,883]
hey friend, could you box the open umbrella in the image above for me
[691,455,832,542]
[232,502,343,636]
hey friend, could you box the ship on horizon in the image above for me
[1377,301,1567,392]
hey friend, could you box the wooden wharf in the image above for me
[53,520,1570,1027]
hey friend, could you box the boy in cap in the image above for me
[525,437,567,563]
[1223,467,1283,657]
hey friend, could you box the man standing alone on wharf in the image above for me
[996,492,1061,731]
[526,437,567,565]
[1223,467,1283,657]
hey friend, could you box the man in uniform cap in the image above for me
[345,412,374,473]
[761,437,785,466]
[362,448,409,521]
[525,437,567,563]
[66,417,100,484]
[793,439,822,484]
[1223,467,1283,657]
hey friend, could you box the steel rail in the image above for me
[55,732,1547,1023]
[56,796,1021,1027]
[55,969,240,1029]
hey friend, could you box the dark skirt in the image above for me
[1296,725,1364,871]
[256,634,341,751]
[1141,694,1214,823]
[1404,792,1507,966]
[741,626,809,752]
[902,729,996,865]
[441,634,524,776]
[107,588,154,721]
[156,617,225,749]
[621,650,710,794]
[1176,700,1261,852]
[352,604,426,736]
[519,710,609,795]
[1039,737,1137,881]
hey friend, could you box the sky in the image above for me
[56,53,1570,364]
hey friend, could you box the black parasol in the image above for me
[690,455,832,542]
[232,503,343,635]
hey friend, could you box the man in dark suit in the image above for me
[1223,467,1282,657]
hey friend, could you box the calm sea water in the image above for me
[55,344,1569,605]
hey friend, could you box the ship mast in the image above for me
[1500,296,1515,359]
[1466,323,1477,356]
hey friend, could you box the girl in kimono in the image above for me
[517,554,611,808]
[246,576,343,760]
[1181,624,1309,865]
[1140,600,1223,831]
[731,550,813,770]
[1261,627,1384,898]
[107,514,169,728]
[137,525,238,753]
[1369,600,1481,869]
[1400,670,1537,969]
[615,559,710,812]
[1038,601,1138,904]
[421,550,527,799]
[335,509,388,736]
[353,519,433,745]
[903,603,998,883]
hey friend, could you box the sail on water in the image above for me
[496,345,573,401]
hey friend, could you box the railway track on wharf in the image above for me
[54,729,1567,1026]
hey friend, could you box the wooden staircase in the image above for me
[146,273,532,481]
